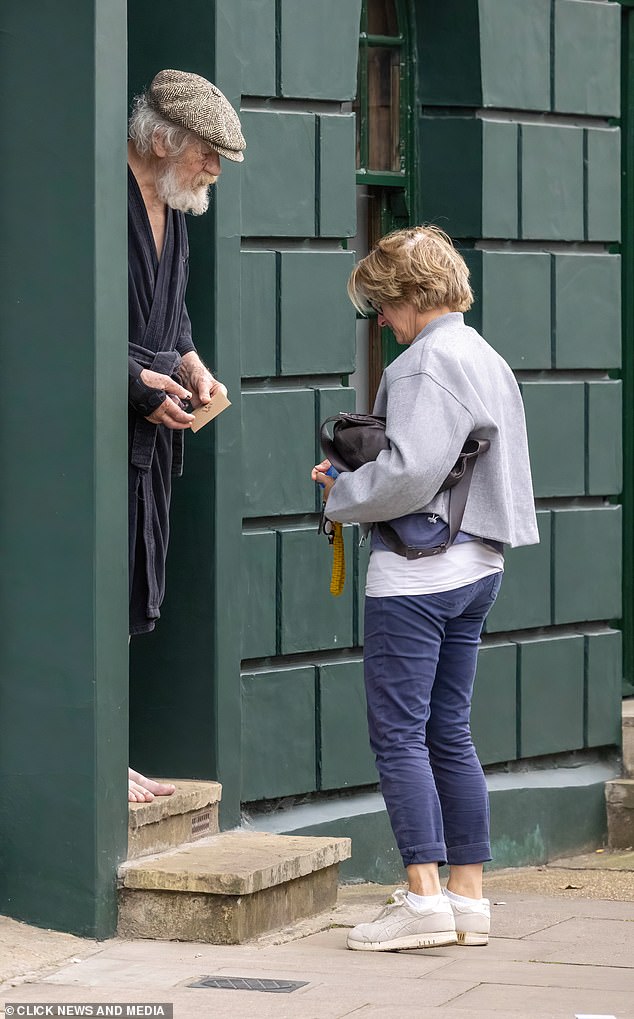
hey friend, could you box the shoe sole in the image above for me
[347,931,458,952]
[456,930,489,946]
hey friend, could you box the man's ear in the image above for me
[152,130,168,159]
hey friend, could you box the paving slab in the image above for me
[523,921,634,969]
[447,980,634,1016]
[436,956,634,991]
[43,956,212,990]
[473,892,634,938]
[0,915,101,987]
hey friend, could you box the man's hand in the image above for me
[139,368,194,430]
[180,351,227,408]
[312,458,336,502]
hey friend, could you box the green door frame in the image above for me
[620,1,634,696]
[127,0,244,828]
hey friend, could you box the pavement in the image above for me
[1,850,633,1019]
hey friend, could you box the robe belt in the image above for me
[129,345,184,475]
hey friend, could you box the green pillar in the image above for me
[620,0,634,696]
[127,0,244,827]
[0,1,129,936]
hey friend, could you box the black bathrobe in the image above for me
[127,166,196,635]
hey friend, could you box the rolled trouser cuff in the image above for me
[401,841,448,867]
[446,841,492,866]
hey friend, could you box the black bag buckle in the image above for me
[405,543,447,560]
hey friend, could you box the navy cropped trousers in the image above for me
[363,572,502,868]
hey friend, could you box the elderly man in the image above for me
[126,70,245,802]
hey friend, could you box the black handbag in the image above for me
[320,413,390,474]
[319,413,489,558]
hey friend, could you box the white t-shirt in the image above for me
[365,538,504,598]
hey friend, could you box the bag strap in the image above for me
[376,439,488,560]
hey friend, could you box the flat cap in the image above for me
[149,69,245,163]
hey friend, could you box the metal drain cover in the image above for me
[189,975,308,993]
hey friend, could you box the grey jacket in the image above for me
[326,313,539,548]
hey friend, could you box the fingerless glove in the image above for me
[129,360,167,417]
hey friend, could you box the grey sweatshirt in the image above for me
[326,313,539,549]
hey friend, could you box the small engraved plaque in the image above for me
[191,809,211,840]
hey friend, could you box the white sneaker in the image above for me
[443,889,490,946]
[347,889,457,952]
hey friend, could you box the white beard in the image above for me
[155,163,213,216]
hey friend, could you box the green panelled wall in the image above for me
[415,0,624,795]
[0,2,129,935]
[236,0,623,819]
[421,118,620,241]
[238,0,364,807]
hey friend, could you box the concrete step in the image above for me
[118,830,351,943]
[605,778,634,850]
[623,699,634,778]
[128,781,222,860]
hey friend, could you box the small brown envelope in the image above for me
[190,390,231,433]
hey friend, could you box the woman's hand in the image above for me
[312,458,336,501]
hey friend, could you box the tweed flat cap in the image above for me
[149,69,245,162]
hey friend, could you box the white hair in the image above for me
[128,92,198,158]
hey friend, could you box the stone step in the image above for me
[128,780,222,860]
[605,778,634,850]
[623,699,634,778]
[118,830,351,944]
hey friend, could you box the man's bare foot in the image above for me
[128,768,176,803]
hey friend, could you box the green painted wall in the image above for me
[620,1,634,697]
[414,0,623,805]
[238,0,364,810]
[237,0,623,830]
[0,1,129,936]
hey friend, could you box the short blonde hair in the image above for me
[347,225,473,315]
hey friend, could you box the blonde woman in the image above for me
[312,226,538,952]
